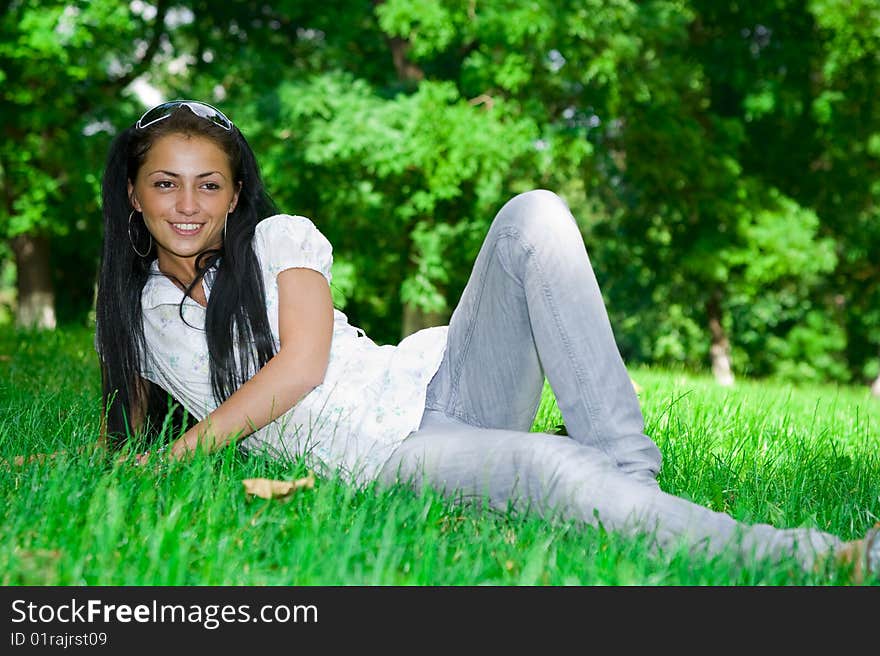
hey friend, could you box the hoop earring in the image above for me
[128,210,153,258]
[223,212,229,244]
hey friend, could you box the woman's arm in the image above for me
[167,267,334,461]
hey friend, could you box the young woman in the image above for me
[95,100,877,580]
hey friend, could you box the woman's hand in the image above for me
[2,444,104,468]
[0,452,59,468]
[115,451,138,467]
[115,447,167,469]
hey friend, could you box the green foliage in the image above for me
[245,71,537,340]
[1,0,155,236]
[3,0,880,384]
[1,0,182,326]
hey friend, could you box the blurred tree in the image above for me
[806,0,880,394]
[687,0,880,389]
[369,0,842,386]
[587,1,841,386]
[0,0,176,327]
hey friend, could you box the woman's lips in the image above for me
[169,222,204,236]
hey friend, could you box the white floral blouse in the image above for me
[135,214,448,484]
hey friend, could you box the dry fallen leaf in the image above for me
[242,474,315,500]
[12,548,62,585]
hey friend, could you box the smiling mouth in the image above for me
[170,223,204,235]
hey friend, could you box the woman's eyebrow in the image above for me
[147,169,228,179]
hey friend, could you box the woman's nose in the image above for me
[176,187,199,215]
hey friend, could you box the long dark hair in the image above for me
[96,105,278,448]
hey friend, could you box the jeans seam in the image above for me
[513,228,612,459]
[444,237,495,425]
[444,228,523,429]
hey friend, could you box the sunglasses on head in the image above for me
[136,100,234,131]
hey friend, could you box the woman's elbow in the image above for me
[305,359,329,390]
[305,374,324,392]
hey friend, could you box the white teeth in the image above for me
[173,223,201,231]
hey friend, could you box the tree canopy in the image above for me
[2,0,878,391]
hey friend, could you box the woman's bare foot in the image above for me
[835,523,880,584]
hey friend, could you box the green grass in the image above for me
[1,326,878,585]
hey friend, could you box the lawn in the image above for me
[1,325,878,585]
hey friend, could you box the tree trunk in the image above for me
[402,303,448,339]
[707,291,734,387]
[385,18,439,339]
[11,234,56,329]
[388,36,425,83]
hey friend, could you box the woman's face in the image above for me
[128,133,240,274]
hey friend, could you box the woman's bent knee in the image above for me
[495,189,578,241]
[502,189,570,216]
[497,189,576,230]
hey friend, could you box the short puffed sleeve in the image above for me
[252,214,333,284]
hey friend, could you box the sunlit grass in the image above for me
[1,326,878,585]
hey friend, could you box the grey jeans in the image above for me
[378,189,843,570]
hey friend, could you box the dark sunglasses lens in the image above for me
[137,101,232,130]
[185,103,233,129]
[137,102,178,128]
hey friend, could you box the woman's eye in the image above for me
[153,180,174,189]
[202,182,220,190]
